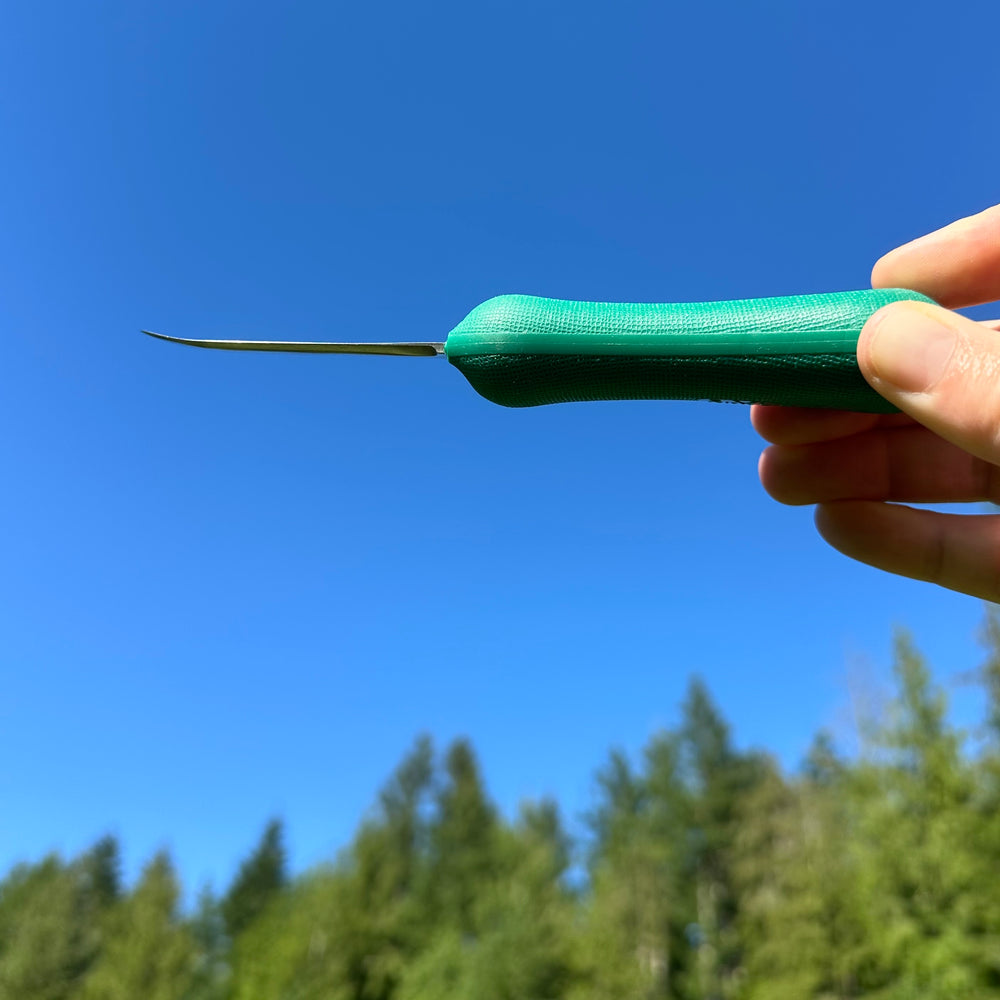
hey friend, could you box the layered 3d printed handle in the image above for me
[445,289,933,411]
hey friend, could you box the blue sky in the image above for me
[2,0,999,894]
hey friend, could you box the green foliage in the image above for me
[79,838,120,912]
[0,851,107,1000]
[9,615,1000,998]
[398,815,578,1000]
[428,738,500,933]
[734,743,878,998]
[734,630,989,999]
[978,606,1000,742]
[228,738,438,1000]
[577,735,688,999]
[187,887,229,1000]
[222,818,288,939]
[81,853,196,1000]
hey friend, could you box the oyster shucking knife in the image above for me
[144,288,934,413]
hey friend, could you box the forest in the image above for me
[4,612,1000,1000]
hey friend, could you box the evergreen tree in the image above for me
[427,738,499,934]
[579,736,692,1000]
[81,852,196,1000]
[734,741,878,998]
[229,737,437,1000]
[853,630,981,996]
[79,837,120,912]
[221,818,287,939]
[188,886,229,1000]
[335,735,437,999]
[0,837,120,1000]
[519,797,572,882]
[0,857,96,1000]
[400,800,578,1000]
[228,870,354,1000]
[678,678,762,999]
[587,748,645,861]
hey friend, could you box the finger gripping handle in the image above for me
[444,289,933,411]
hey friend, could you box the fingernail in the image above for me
[865,303,957,393]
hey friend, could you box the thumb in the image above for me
[858,300,1000,466]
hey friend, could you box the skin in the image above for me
[752,203,1000,601]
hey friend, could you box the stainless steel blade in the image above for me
[142,330,445,357]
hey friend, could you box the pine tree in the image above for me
[342,735,437,999]
[221,818,287,939]
[81,852,196,1000]
[734,739,878,998]
[519,797,571,882]
[853,630,981,996]
[187,886,229,1000]
[678,678,762,999]
[400,799,579,1000]
[228,870,354,1000]
[0,857,94,1000]
[0,838,121,1000]
[427,738,499,934]
[229,737,437,1000]
[79,837,120,911]
[577,735,693,1000]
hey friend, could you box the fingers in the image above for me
[871,203,1000,309]
[816,502,1000,603]
[750,404,912,446]
[858,300,1000,468]
[748,321,998,449]
[759,424,1000,505]
[756,205,1000,603]
[751,405,880,445]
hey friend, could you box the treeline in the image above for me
[5,615,1000,999]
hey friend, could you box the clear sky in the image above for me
[2,0,999,895]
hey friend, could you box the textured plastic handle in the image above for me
[444,289,934,411]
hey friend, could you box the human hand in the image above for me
[753,204,1000,600]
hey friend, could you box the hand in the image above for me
[752,204,1000,601]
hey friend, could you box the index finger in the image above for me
[872,203,1000,309]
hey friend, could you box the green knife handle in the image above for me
[444,289,933,411]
